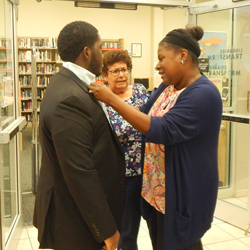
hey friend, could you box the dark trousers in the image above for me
[117,175,142,250]
[146,208,203,250]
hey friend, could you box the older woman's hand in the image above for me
[89,81,116,104]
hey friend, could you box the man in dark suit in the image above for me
[33,21,125,250]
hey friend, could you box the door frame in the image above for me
[0,0,23,249]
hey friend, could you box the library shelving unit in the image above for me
[101,39,123,51]
[0,38,14,126]
[18,37,124,124]
[100,38,124,83]
[18,37,63,124]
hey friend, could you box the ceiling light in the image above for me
[75,1,138,10]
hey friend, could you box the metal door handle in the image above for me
[0,116,26,144]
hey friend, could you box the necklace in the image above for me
[187,73,201,87]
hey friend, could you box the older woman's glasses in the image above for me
[108,68,130,77]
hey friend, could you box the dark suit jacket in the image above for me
[33,67,125,250]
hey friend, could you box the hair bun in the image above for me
[186,26,204,41]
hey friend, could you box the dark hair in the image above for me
[102,50,132,73]
[160,26,204,65]
[57,21,99,62]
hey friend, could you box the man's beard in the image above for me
[89,50,102,77]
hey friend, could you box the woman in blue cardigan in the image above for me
[90,26,222,250]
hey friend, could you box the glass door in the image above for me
[188,1,250,230]
[0,0,26,249]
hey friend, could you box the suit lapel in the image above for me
[59,67,124,156]
[59,67,104,108]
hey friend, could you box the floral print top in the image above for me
[141,85,186,214]
[105,83,149,177]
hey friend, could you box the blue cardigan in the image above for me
[140,75,222,250]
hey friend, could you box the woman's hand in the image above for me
[89,81,115,105]
[89,80,150,135]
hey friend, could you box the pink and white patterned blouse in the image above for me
[141,85,186,214]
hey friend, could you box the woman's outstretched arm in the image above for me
[89,81,151,135]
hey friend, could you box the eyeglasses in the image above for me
[107,68,130,77]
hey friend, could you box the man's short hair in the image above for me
[57,21,98,62]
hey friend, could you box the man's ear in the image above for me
[82,46,92,61]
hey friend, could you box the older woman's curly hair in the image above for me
[102,50,132,73]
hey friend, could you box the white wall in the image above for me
[17,0,186,89]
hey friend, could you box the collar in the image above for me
[63,61,95,86]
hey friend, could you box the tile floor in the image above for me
[17,217,250,250]
[222,196,248,210]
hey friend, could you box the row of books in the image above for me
[22,113,32,123]
[19,75,31,86]
[21,100,41,108]
[18,38,122,50]
[19,63,31,74]
[18,51,32,62]
[37,76,50,86]
[0,39,11,48]
[19,63,61,74]
[18,50,62,62]
[0,51,12,60]
[102,42,122,49]
[23,112,41,123]
[36,51,53,62]
[21,88,46,99]
[1,104,8,116]
[37,63,56,74]
[18,37,57,49]
[37,89,45,99]
[0,52,5,59]
[21,89,32,99]
[20,75,52,87]
[0,64,10,70]
[21,100,32,111]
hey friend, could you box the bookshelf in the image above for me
[100,39,124,83]
[18,37,124,124]
[18,37,62,124]
[0,38,14,125]
[102,39,123,51]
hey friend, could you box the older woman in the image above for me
[90,26,222,250]
[101,50,149,250]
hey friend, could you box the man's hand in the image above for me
[102,230,120,250]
